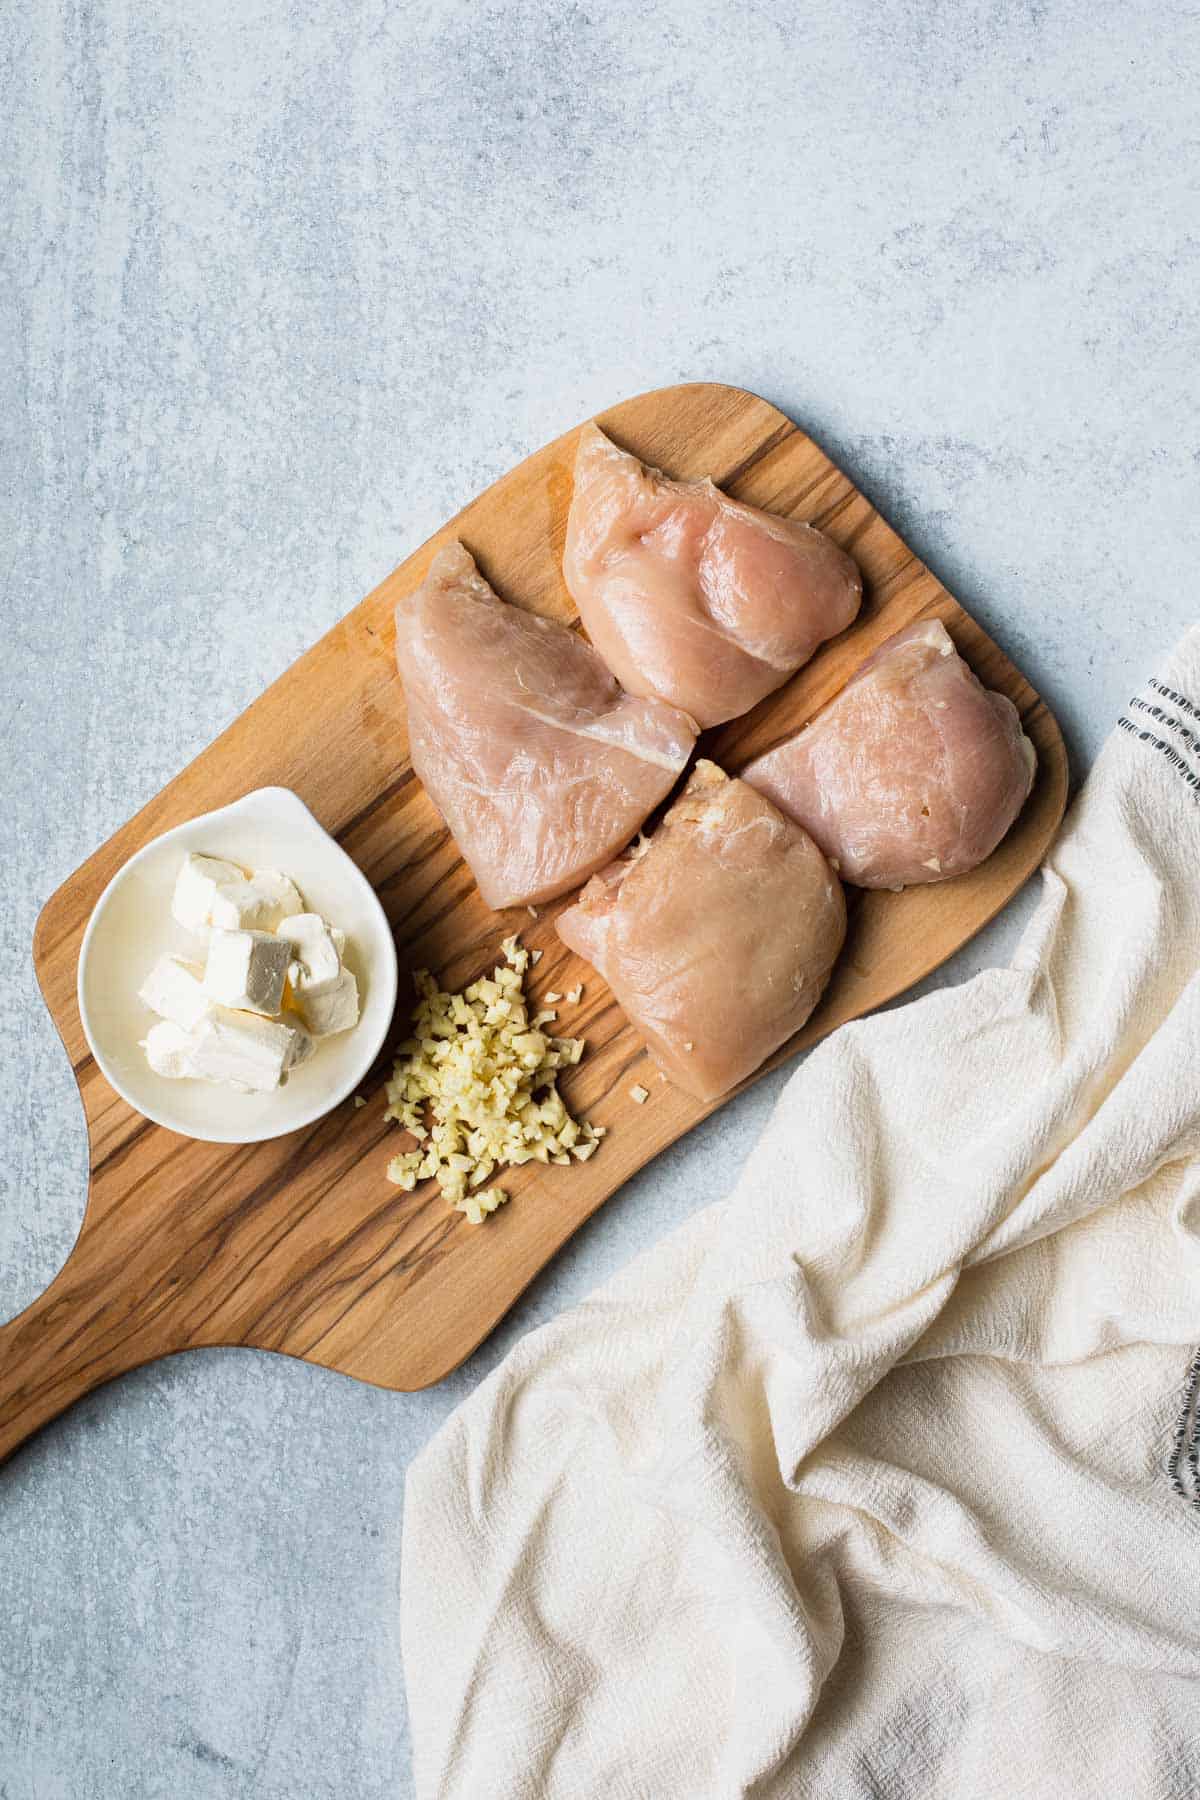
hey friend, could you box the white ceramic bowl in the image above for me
[77,787,398,1143]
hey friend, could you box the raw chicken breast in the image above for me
[394,541,697,910]
[563,424,862,729]
[743,619,1037,890]
[556,760,846,1101]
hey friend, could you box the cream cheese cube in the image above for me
[209,869,304,933]
[141,1020,194,1079]
[293,964,359,1037]
[282,1020,315,1072]
[203,928,291,1016]
[276,913,343,995]
[186,1006,298,1093]
[171,854,247,935]
[138,955,210,1031]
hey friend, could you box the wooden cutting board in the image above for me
[2,383,1068,1464]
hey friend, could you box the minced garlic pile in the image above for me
[384,936,603,1224]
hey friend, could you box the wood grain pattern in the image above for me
[2,384,1068,1464]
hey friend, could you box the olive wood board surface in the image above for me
[3,382,1068,1464]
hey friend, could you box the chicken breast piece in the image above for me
[556,760,846,1102]
[394,541,698,910]
[563,424,863,729]
[743,619,1037,890]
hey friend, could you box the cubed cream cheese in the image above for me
[293,964,359,1037]
[203,928,291,1016]
[171,854,247,935]
[209,869,304,932]
[282,1019,315,1071]
[186,1006,299,1093]
[138,954,210,1031]
[276,913,343,994]
[141,1020,194,1079]
[146,853,359,1094]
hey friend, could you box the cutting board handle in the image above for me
[0,1229,170,1466]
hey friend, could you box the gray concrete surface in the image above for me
[3,0,1199,1793]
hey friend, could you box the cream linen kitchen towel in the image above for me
[402,630,1200,1800]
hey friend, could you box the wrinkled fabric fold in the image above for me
[403,628,1200,1800]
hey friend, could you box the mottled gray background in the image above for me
[3,0,1199,1793]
